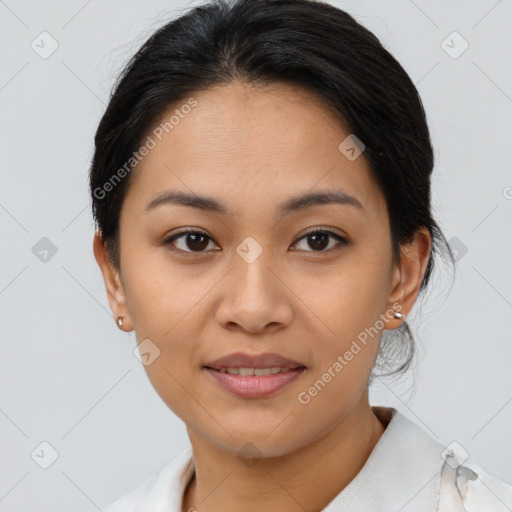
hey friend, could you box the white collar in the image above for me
[322,406,444,511]
[137,406,446,511]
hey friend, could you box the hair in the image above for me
[89,0,455,378]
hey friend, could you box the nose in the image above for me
[214,248,294,334]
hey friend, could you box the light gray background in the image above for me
[1,0,511,510]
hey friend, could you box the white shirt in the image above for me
[104,406,512,511]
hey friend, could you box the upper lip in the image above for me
[204,352,306,370]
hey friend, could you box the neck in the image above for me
[182,394,387,512]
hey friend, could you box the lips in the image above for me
[203,352,307,398]
[203,351,306,371]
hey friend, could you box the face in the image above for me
[95,81,426,458]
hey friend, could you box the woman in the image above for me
[90,0,512,510]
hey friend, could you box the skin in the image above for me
[94,81,431,512]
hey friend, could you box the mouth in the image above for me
[207,366,304,376]
[202,351,307,398]
[203,365,307,398]
[204,351,305,370]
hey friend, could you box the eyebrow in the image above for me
[145,188,364,216]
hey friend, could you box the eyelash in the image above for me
[162,227,349,255]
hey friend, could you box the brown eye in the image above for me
[163,229,219,253]
[292,229,348,253]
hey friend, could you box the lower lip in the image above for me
[203,368,306,398]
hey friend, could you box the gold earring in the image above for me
[117,316,124,329]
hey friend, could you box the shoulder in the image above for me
[103,447,194,512]
[374,407,512,512]
[103,473,157,512]
[439,450,512,511]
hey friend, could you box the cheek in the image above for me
[123,258,204,418]
[294,250,392,395]
[295,252,391,339]
[120,249,206,405]
[122,245,204,332]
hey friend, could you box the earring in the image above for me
[117,316,124,329]
[393,311,405,320]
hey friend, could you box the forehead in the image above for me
[122,81,385,219]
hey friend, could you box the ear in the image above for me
[386,226,432,329]
[93,231,133,331]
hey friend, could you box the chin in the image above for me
[206,422,307,459]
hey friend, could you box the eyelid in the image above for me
[162,227,219,251]
[296,226,346,240]
[291,227,348,252]
[163,226,349,253]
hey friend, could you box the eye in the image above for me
[163,227,349,254]
[163,228,219,253]
[291,228,348,253]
